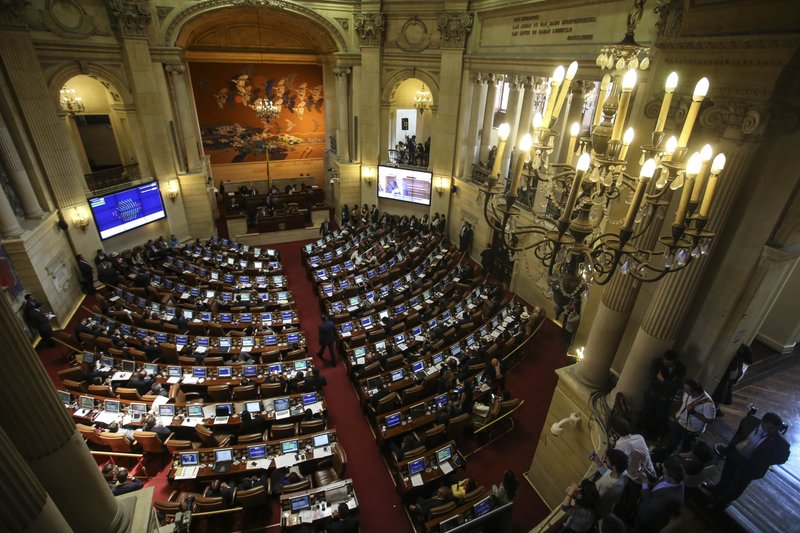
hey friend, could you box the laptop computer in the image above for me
[212,448,234,473]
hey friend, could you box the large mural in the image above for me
[189,62,325,164]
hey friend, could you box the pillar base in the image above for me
[527,366,605,509]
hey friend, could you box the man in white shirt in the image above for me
[665,378,715,454]
[610,416,656,521]
[590,448,628,515]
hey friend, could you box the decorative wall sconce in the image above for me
[73,208,90,232]
[434,177,450,197]
[551,413,581,436]
[166,181,180,202]
[363,168,376,187]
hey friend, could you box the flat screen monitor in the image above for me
[79,395,94,410]
[291,495,310,512]
[121,360,135,373]
[144,363,158,375]
[385,412,402,428]
[215,404,232,416]
[412,361,425,373]
[474,496,492,517]
[354,346,366,358]
[287,333,300,344]
[214,448,233,463]
[156,333,168,343]
[261,313,273,323]
[273,398,290,412]
[167,366,181,377]
[197,336,209,346]
[57,390,70,406]
[218,337,231,348]
[411,326,423,337]
[159,404,175,417]
[432,353,444,365]
[341,322,353,333]
[439,515,461,532]
[175,335,187,345]
[391,369,404,382]
[130,402,147,414]
[281,311,293,321]
[83,351,95,364]
[244,365,258,377]
[186,404,204,418]
[88,181,167,240]
[451,344,461,356]
[360,317,373,328]
[435,393,448,408]
[245,401,261,413]
[240,313,252,323]
[312,434,330,448]
[264,335,277,346]
[375,340,386,352]
[269,363,282,374]
[192,367,206,378]
[242,336,254,347]
[294,360,308,371]
[180,452,199,466]
[436,446,452,464]
[248,445,267,460]
[408,457,425,476]
[182,309,193,320]
[281,440,298,454]
[220,313,232,323]
[302,393,317,405]
[100,355,113,368]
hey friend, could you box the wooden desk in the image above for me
[393,440,463,497]
[249,212,308,233]
[280,478,358,530]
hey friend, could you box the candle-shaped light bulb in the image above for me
[655,72,679,134]
[509,133,534,196]
[710,153,726,173]
[532,112,543,130]
[621,69,638,91]
[570,122,581,138]
[490,123,511,178]
[592,74,611,126]
[561,153,591,222]
[678,77,710,148]
[623,158,656,229]
[686,152,703,176]
[497,122,511,141]
[674,152,702,226]
[691,144,715,203]
[699,153,725,218]
[665,72,679,92]
[565,61,579,81]
[611,69,637,141]
[553,62,579,121]
[693,77,710,100]
[542,66,566,128]
[619,128,635,160]
[663,136,678,161]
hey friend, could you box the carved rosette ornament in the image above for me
[354,12,385,47]
[436,11,473,47]
[107,0,152,38]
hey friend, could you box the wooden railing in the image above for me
[85,163,141,192]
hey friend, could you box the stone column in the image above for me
[576,180,674,389]
[0,110,44,218]
[499,76,523,180]
[112,104,152,177]
[0,292,131,533]
[613,102,764,406]
[461,73,487,178]
[0,29,88,208]
[0,426,72,532]
[334,67,351,162]
[478,74,501,163]
[516,76,537,141]
[0,184,23,237]
[165,64,202,172]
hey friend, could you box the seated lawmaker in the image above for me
[111,468,143,496]
[325,503,359,533]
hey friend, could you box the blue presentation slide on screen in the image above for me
[377,166,432,206]
[89,182,166,239]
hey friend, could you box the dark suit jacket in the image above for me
[727,415,791,479]
[78,259,93,281]
[324,514,360,533]
[635,482,684,532]
[112,479,143,495]
[318,320,337,345]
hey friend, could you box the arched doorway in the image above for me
[387,77,433,168]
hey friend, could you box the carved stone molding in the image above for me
[107,0,152,38]
[333,67,351,78]
[334,17,348,30]
[393,16,431,53]
[436,11,472,48]
[0,0,27,27]
[354,12,384,47]
[155,5,173,21]
[164,64,185,75]
[699,98,770,140]
[653,0,682,39]
[40,0,101,39]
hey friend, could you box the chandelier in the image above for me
[596,0,650,73]
[254,98,279,122]
[415,84,432,112]
[59,87,85,116]
[481,61,725,307]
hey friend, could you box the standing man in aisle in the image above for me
[76,254,95,295]
[317,314,338,367]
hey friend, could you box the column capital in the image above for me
[106,0,152,39]
[354,12,384,46]
[164,63,186,75]
[333,66,352,77]
[698,97,772,141]
[436,11,473,48]
[506,75,523,89]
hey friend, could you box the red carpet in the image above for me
[38,238,567,531]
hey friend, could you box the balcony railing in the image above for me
[85,163,141,192]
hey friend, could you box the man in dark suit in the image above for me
[320,218,331,237]
[127,369,153,396]
[316,314,338,366]
[302,367,327,392]
[76,254,95,294]
[29,305,53,348]
[111,468,143,495]
[634,458,685,532]
[324,503,359,533]
[706,412,790,506]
